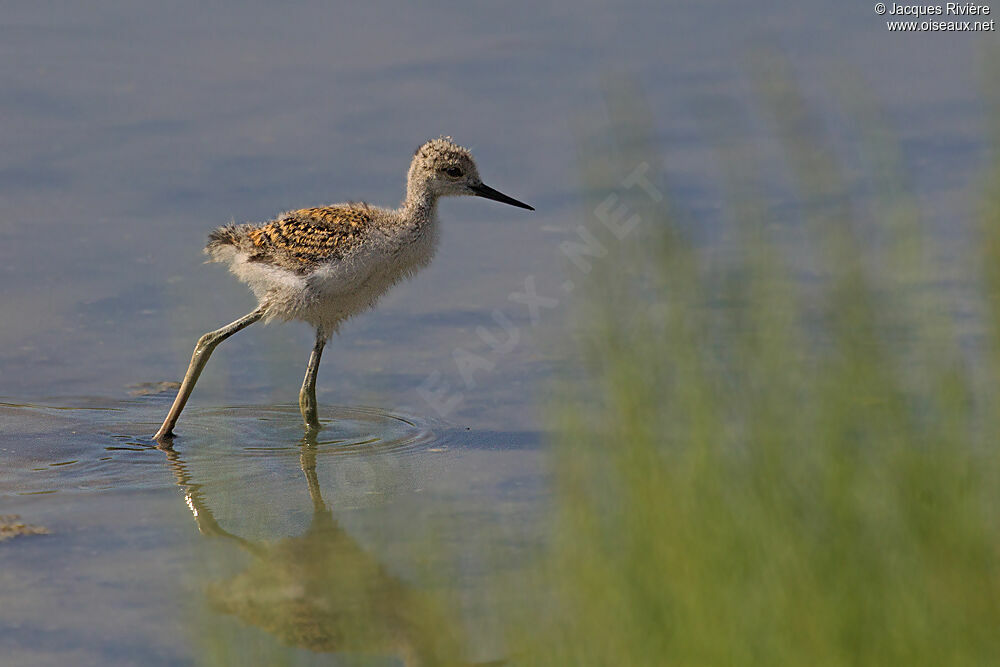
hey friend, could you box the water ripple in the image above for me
[0,400,450,497]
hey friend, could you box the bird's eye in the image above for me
[444,166,463,178]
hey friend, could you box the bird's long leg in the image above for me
[299,329,327,432]
[154,306,267,442]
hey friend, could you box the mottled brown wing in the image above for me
[244,205,374,273]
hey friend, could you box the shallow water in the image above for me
[0,0,992,664]
[1,399,543,664]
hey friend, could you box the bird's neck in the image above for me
[400,186,438,227]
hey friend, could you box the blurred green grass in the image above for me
[507,66,1000,665]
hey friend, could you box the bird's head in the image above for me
[407,137,534,210]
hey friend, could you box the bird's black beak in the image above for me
[470,183,534,211]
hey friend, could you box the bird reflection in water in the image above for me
[158,438,469,666]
